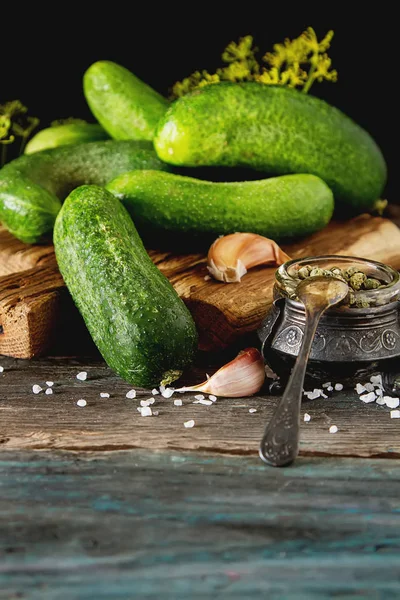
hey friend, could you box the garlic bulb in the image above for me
[176,347,265,397]
[207,232,291,283]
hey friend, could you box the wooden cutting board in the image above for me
[1,214,400,359]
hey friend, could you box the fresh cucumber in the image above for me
[154,82,386,210]
[54,185,198,387]
[106,170,334,239]
[25,123,109,154]
[84,60,169,141]
[0,140,168,243]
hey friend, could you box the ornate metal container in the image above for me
[258,255,400,385]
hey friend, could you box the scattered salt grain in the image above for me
[355,383,367,395]
[140,406,152,417]
[384,396,400,409]
[329,425,338,433]
[0,366,4,373]
[204,275,211,281]
[322,382,331,389]
[100,392,110,398]
[77,399,87,407]
[184,419,195,428]
[46,381,54,387]
[126,389,136,399]
[151,388,159,395]
[45,388,53,395]
[359,392,376,403]
[208,395,217,402]
[370,374,382,386]
[194,394,205,401]
[76,371,87,381]
[334,383,343,391]
[304,389,322,400]
[327,386,333,392]
[390,410,400,418]
[153,410,159,416]
[140,398,155,407]
[304,413,311,422]
[375,388,383,396]
[249,408,257,414]
[32,384,42,394]
[161,387,174,398]
[364,382,375,393]
[174,399,183,406]
[376,396,386,405]
[197,399,213,405]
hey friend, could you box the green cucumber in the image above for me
[25,123,109,154]
[84,61,169,141]
[0,140,168,243]
[154,82,386,210]
[107,170,334,239]
[54,185,198,387]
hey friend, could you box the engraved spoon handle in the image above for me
[259,307,321,467]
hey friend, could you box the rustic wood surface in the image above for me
[2,213,400,358]
[0,354,399,457]
[1,449,400,599]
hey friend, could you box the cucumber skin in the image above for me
[25,123,109,154]
[106,170,334,239]
[54,185,198,387]
[154,82,387,209]
[0,140,168,244]
[84,61,169,141]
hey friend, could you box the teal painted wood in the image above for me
[0,451,400,599]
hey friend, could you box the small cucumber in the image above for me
[0,140,168,243]
[25,123,109,154]
[106,170,334,239]
[154,82,386,210]
[84,61,169,141]
[54,185,198,387]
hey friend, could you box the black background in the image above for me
[2,6,396,201]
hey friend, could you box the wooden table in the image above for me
[1,353,400,598]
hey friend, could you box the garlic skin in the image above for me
[176,347,265,398]
[207,233,291,283]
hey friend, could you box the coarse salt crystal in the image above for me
[0,366,4,373]
[76,371,87,381]
[204,275,211,281]
[197,399,213,405]
[322,382,331,388]
[194,394,205,401]
[161,387,174,398]
[375,388,383,396]
[304,413,311,422]
[249,408,257,413]
[151,388,159,395]
[32,384,42,394]
[334,383,343,391]
[152,410,159,416]
[45,388,53,395]
[100,392,110,398]
[126,389,136,399]
[370,374,382,386]
[359,392,376,403]
[327,386,334,392]
[390,410,400,418]
[77,399,87,407]
[140,398,155,407]
[304,389,322,400]
[140,406,152,417]
[364,382,375,392]
[46,381,54,387]
[355,383,367,395]
[384,396,400,409]
[376,396,386,405]
[208,395,217,402]
[184,419,195,428]
[329,425,338,433]
[174,399,183,406]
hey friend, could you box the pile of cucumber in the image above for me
[0,60,387,386]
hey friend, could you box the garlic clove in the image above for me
[176,347,265,398]
[207,232,291,283]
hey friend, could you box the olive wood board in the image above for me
[1,213,400,359]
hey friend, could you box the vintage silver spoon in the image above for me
[259,276,349,467]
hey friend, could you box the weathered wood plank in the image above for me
[0,450,399,599]
[0,355,399,457]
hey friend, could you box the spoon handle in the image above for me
[259,308,321,467]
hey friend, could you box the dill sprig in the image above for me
[0,100,39,166]
[171,27,337,99]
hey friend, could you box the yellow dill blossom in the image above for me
[170,27,337,98]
